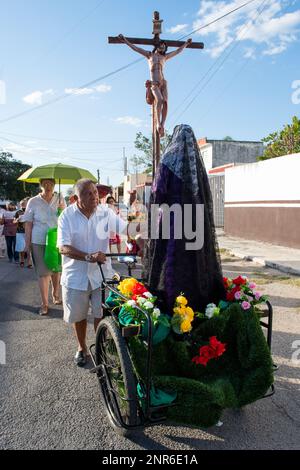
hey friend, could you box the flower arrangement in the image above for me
[117,278,170,330]
[192,336,226,367]
[171,295,195,334]
[223,276,268,310]
[118,278,140,298]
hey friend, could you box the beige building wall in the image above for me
[224,154,300,248]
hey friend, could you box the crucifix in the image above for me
[108,11,204,178]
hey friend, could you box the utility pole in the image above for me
[97,169,100,184]
[123,147,128,176]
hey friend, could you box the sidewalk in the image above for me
[217,229,300,276]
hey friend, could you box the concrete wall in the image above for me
[199,144,213,171]
[224,153,300,248]
[211,140,264,168]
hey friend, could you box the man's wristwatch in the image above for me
[85,254,93,263]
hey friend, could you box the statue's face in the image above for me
[157,43,167,55]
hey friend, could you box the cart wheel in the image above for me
[95,317,138,437]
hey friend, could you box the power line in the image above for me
[31,0,106,67]
[0,130,134,144]
[0,1,261,127]
[0,58,143,124]
[167,0,269,128]
[178,0,258,40]
[198,0,294,124]
[0,135,126,172]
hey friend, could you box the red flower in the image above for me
[192,337,226,366]
[132,282,148,298]
[209,336,226,357]
[223,277,229,288]
[226,284,241,302]
[226,291,235,301]
[232,276,247,286]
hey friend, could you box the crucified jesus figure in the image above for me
[118,34,192,137]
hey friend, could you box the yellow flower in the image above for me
[174,306,187,316]
[180,319,192,333]
[186,307,194,320]
[118,278,138,297]
[176,295,188,306]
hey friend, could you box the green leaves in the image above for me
[0,152,39,201]
[259,116,300,160]
[130,131,172,174]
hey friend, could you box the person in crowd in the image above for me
[107,196,122,255]
[0,204,7,258]
[14,198,33,268]
[57,179,127,367]
[24,179,66,315]
[0,202,19,263]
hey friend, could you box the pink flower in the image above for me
[255,292,261,301]
[249,282,257,289]
[241,301,251,310]
[234,291,242,300]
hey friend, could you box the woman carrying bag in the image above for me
[24,179,66,315]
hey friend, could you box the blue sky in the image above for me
[0,0,299,188]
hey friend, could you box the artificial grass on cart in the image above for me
[129,303,274,428]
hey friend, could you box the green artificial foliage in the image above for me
[129,303,273,428]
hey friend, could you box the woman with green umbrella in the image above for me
[24,179,66,315]
[19,164,97,316]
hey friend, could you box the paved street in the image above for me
[0,255,299,450]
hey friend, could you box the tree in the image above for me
[130,131,172,174]
[223,136,234,141]
[0,152,39,201]
[259,116,300,161]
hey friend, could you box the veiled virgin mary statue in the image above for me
[143,124,226,312]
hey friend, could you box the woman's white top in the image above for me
[24,193,66,245]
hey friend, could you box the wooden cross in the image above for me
[108,11,204,178]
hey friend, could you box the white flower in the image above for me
[143,291,153,299]
[205,303,217,319]
[144,301,154,309]
[126,300,136,307]
[137,297,146,305]
[153,308,161,317]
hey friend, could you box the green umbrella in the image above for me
[18,163,97,185]
[18,163,98,203]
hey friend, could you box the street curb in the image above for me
[227,250,300,277]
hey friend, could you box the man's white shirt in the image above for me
[57,203,127,291]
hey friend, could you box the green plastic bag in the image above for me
[118,307,170,345]
[44,227,62,273]
[141,319,170,345]
[137,382,177,407]
[106,291,122,308]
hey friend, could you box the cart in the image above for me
[89,254,276,437]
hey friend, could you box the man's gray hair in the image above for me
[74,179,96,196]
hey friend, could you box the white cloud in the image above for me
[23,89,55,105]
[242,9,300,43]
[244,47,256,59]
[114,116,143,127]
[65,87,94,95]
[94,84,112,93]
[4,143,33,154]
[65,84,112,96]
[190,0,300,58]
[167,24,188,34]
[262,43,287,55]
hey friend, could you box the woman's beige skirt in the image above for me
[31,243,54,277]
